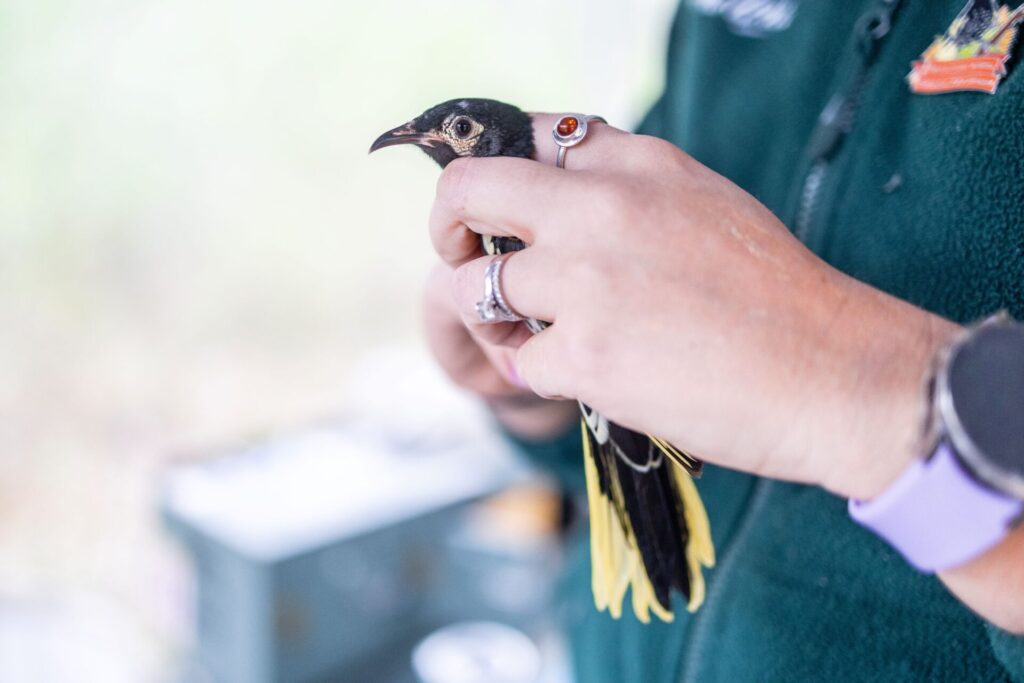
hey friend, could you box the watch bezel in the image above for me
[934,313,1024,500]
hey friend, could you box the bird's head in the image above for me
[369,98,535,168]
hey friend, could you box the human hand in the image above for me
[421,261,579,439]
[430,114,960,500]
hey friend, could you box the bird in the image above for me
[370,98,714,623]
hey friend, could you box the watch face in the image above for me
[945,321,1024,498]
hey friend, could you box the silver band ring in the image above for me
[475,253,525,324]
[553,114,607,169]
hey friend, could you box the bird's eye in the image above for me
[453,117,474,138]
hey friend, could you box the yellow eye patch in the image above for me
[441,114,484,155]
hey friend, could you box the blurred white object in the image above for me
[162,348,553,682]
[165,346,525,560]
[0,593,168,683]
[164,424,524,560]
[412,621,542,683]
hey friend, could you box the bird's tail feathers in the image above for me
[581,419,714,622]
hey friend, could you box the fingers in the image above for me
[432,256,530,350]
[515,326,573,401]
[430,156,573,264]
[451,249,560,329]
[428,258,576,402]
[529,112,631,170]
[427,201,489,267]
[422,262,523,394]
[429,117,656,266]
[424,263,581,439]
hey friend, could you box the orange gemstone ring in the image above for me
[552,114,607,169]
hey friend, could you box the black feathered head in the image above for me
[369,98,535,168]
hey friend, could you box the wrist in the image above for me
[819,280,961,500]
[848,313,1024,579]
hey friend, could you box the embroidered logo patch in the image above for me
[909,1,1024,95]
[688,0,799,38]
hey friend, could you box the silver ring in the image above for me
[475,253,525,324]
[552,114,607,169]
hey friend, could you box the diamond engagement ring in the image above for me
[552,114,607,169]
[475,253,524,324]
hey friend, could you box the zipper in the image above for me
[678,4,907,680]
[794,0,904,243]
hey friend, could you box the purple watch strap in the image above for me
[849,441,1023,572]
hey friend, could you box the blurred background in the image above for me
[0,0,675,680]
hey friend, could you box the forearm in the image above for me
[940,524,1024,634]
[817,273,1024,634]
[814,273,960,502]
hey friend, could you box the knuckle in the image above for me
[632,134,692,172]
[565,324,606,375]
[553,306,598,365]
[423,263,452,304]
[591,181,632,224]
[427,205,448,252]
[631,133,667,155]
[435,158,473,213]
[516,336,554,397]
[522,161,548,188]
[472,321,517,348]
[571,253,611,296]
[450,261,478,306]
[631,133,674,158]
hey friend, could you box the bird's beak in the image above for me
[368,121,441,153]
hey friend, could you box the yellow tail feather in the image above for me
[670,463,715,612]
[581,420,711,622]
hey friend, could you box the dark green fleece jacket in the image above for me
[515,1,1024,681]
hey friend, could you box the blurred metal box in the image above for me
[162,422,542,683]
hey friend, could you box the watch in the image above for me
[849,314,1024,572]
